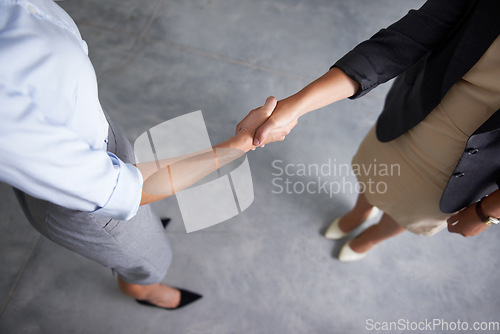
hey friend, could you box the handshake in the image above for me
[232,96,301,153]
[137,68,359,205]
[230,68,361,153]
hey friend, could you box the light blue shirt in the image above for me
[0,0,143,220]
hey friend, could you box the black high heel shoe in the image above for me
[136,288,202,310]
[160,218,171,229]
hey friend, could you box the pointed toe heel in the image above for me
[338,240,368,262]
[136,288,202,310]
[324,217,347,240]
[324,207,379,240]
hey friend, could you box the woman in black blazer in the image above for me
[238,0,500,261]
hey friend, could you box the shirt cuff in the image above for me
[331,49,380,99]
[93,152,143,221]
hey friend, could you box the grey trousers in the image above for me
[13,115,172,285]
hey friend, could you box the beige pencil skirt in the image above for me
[352,36,500,236]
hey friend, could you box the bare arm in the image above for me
[240,67,359,146]
[287,67,360,115]
[136,97,277,206]
[136,135,250,206]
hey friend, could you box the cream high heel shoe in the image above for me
[338,240,368,262]
[324,207,379,240]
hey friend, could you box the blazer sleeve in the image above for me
[332,0,475,98]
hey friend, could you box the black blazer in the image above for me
[333,0,500,213]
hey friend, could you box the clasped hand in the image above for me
[236,96,300,150]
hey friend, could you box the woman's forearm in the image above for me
[250,68,360,146]
[289,67,360,117]
[136,132,253,206]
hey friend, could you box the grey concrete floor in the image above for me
[1,0,500,333]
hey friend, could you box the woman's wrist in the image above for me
[480,190,500,219]
[281,93,309,118]
[220,132,254,153]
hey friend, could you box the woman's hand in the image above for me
[236,95,302,147]
[235,96,279,148]
[446,204,489,237]
[251,96,302,146]
[447,190,500,237]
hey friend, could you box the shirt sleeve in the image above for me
[332,0,474,98]
[0,83,143,221]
